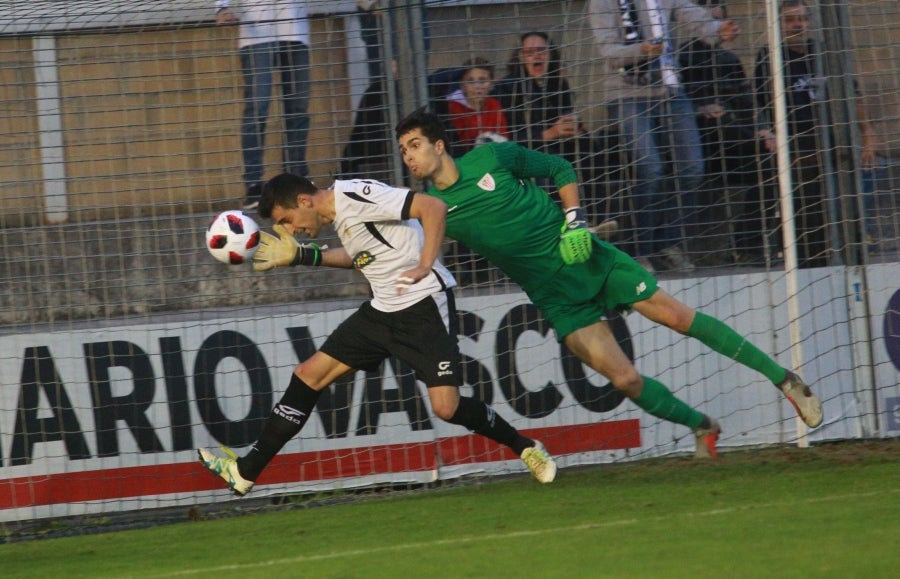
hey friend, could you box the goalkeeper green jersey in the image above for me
[427,142,612,295]
[427,142,656,339]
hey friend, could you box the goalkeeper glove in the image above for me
[559,207,592,265]
[252,223,322,272]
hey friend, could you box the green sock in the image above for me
[632,377,706,430]
[687,311,787,385]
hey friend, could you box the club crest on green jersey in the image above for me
[477,173,495,191]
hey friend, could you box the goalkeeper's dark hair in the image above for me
[259,172,317,219]
[395,106,452,155]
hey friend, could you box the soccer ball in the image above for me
[206,210,260,265]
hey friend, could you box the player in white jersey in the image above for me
[198,173,557,495]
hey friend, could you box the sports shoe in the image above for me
[521,440,557,483]
[242,183,262,211]
[777,370,824,428]
[198,447,254,496]
[589,219,619,241]
[693,419,721,459]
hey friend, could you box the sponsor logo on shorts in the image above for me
[274,404,306,425]
[352,251,376,270]
[636,281,647,295]
[437,360,454,377]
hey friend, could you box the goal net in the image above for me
[0,0,897,529]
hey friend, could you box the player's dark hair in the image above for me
[259,172,317,219]
[395,106,451,153]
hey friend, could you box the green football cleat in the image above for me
[778,370,824,428]
[198,447,254,496]
[521,440,557,483]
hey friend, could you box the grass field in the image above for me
[1,440,898,578]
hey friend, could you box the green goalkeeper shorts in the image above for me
[529,242,659,341]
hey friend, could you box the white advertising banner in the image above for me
[1,265,897,522]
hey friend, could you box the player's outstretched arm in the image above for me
[494,144,591,265]
[253,224,350,271]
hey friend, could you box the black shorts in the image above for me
[320,291,462,387]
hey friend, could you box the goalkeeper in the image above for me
[198,173,556,496]
[395,108,823,458]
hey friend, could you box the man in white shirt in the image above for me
[216,1,312,209]
[198,173,557,494]
[589,0,738,272]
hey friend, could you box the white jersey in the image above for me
[216,0,311,48]
[332,179,456,312]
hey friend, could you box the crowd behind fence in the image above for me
[0,0,897,323]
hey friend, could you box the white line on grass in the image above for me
[152,488,898,577]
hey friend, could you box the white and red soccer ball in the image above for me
[206,210,260,265]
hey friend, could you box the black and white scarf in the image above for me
[618,0,680,90]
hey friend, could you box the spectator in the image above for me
[754,0,876,268]
[679,0,776,265]
[862,152,898,251]
[355,1,383,79]
[341,60,399,182]
[216,0,312,210]
[341,59,485,184]
[491,31,621,228]
[446,57,510,154]
[492,32,579,155]
[589,0,739,273]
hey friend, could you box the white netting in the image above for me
[0,0,897,528]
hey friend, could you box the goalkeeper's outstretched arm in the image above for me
[557,182,582,211]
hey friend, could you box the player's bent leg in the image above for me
[564,321,643,398]
[438,390,557,483]
[197,361,346,495]
[296,351,356,390]
[631,288,696,333]
[635,291,790,386]
[565,321,717,458]
[236,372,325,482]
[427,385,461,421]
[778,370,824,428]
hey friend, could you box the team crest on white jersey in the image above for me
[477,173,495,191]
[353,250,376,270]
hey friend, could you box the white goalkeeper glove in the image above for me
[252,223,322,272]
[559,207,592,265]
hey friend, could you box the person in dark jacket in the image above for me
[679,0,776,265]
[491,31,622,227]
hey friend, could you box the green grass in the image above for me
[2,441,898,578]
